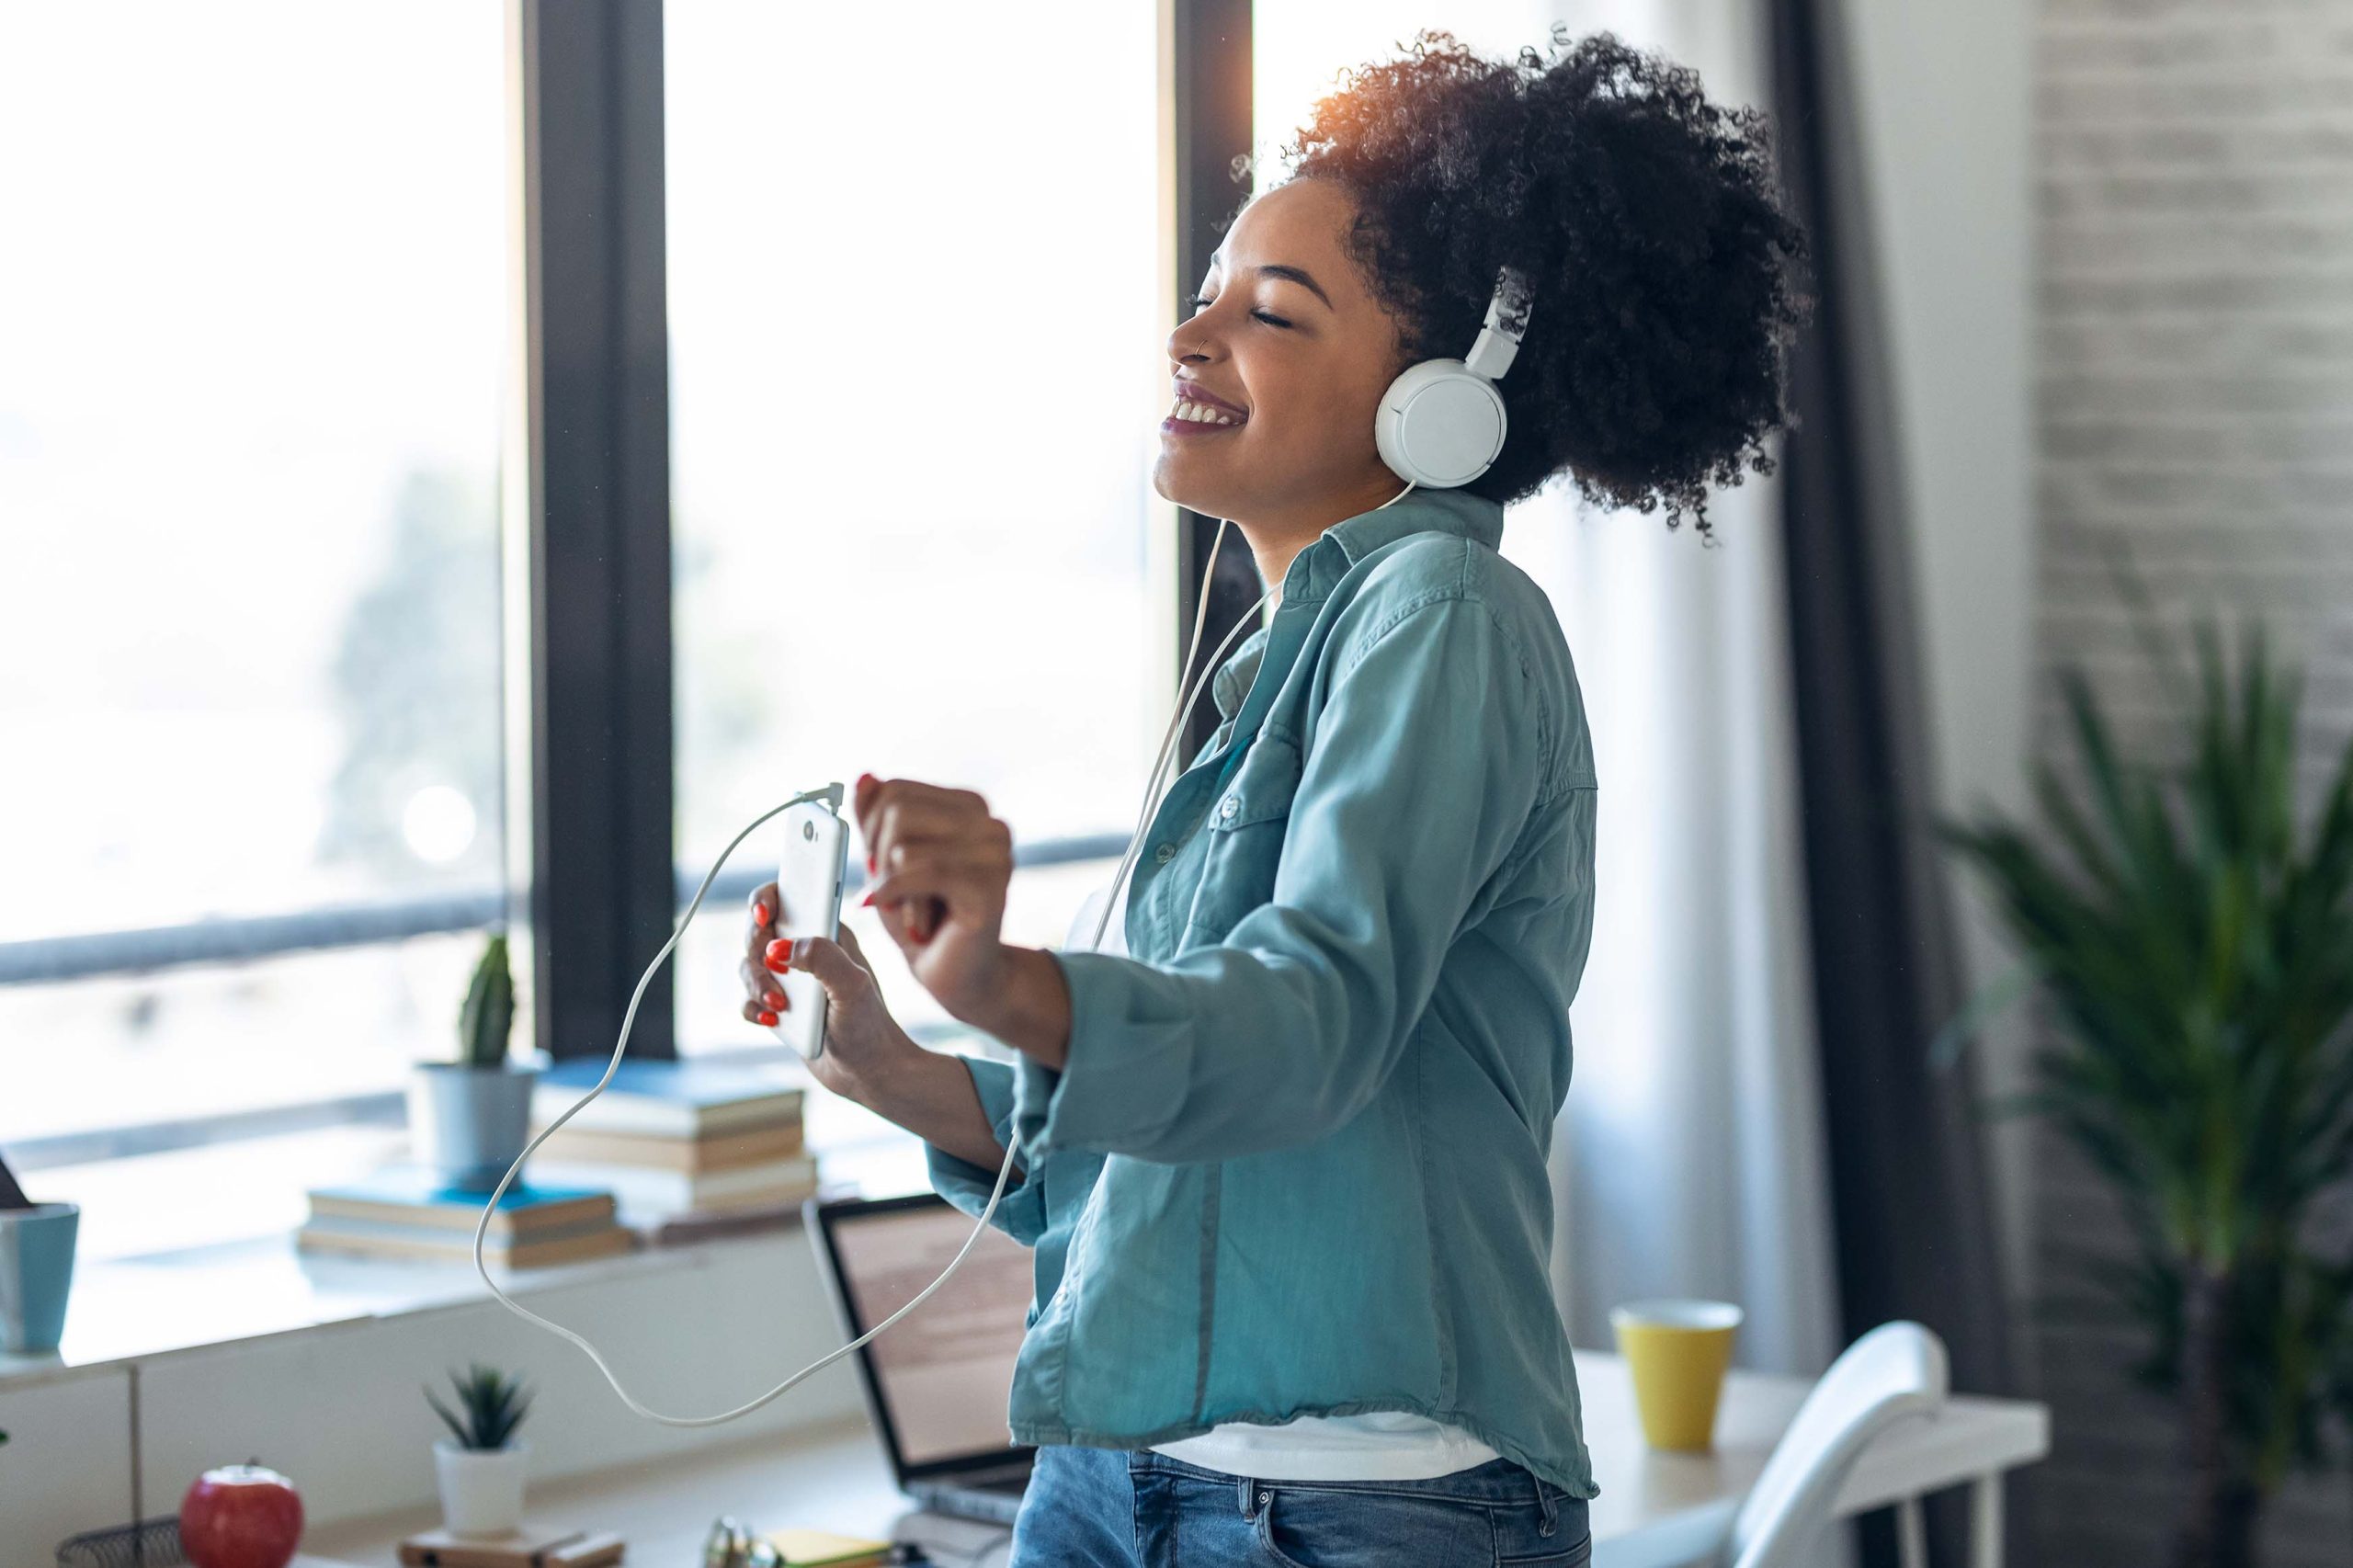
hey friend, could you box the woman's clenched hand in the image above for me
[852,772,1017,1026]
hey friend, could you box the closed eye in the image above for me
[1188,294,1292,329]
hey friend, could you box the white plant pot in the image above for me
[411,1060,543,1192]
[433,1438,529,1537]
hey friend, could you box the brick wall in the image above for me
[2033,0,2353,1561]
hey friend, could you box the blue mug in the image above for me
[0,1202,80,1353]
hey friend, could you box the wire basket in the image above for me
[53,1517,187,1568]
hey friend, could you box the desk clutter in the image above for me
[704,1517,901,1568]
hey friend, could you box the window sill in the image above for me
[0,1126,934,1395]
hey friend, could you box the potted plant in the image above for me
[1932,594,2353,1568]
[409,932,541,1192]
[425,1362,533,1537]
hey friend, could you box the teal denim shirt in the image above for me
[925,485,1602,1500]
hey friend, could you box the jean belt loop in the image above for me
[1237,1474,1256,1519]
[1536,1478,1560,1536]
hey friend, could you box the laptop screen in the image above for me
[812,1193,1036,1476]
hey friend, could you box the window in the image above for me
[0,4,510,1147]
[1,1,1228,1228]
[664,1,1166,1061]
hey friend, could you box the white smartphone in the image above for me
[769,797,850,1060]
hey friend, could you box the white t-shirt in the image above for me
[1061,878,1502,1482]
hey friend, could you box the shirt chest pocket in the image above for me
[1179,732,1302,946]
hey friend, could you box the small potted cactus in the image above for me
[426,1363,533,1537]
[408,932,541,1192]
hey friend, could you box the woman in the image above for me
[740,28,1807,1568]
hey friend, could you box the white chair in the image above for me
[1725,1321,1950,1568]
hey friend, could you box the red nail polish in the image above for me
[866,851,877,876]
[756,1010,779,1027]
[766,937,792,966]
[753,901,770,926]
[859,890,876,907]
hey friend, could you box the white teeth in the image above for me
[1170,399,1242,426]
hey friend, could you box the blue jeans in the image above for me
[1006,1445,1593,1567]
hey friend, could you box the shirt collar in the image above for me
[1208,485,1506,721]
[1281,484,1506,607]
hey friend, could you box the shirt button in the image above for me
[1218,795,1239,821]
[1153,843,1176,865]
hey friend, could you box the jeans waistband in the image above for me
[1130,1450,1565,1509]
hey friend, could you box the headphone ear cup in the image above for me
[1373,358,1508,489]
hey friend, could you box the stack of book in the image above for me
[528,1058,819,1242]
[298,1168,632,1269]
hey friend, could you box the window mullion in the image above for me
[507,0,677,1062]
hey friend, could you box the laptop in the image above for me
[807,1192,1038,1526]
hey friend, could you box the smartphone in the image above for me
[770,797,850,1060]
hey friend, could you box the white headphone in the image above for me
[1373,264,1536,490]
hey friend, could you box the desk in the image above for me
[305,1351,2047,1568]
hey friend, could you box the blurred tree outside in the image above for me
[316,467,502,890]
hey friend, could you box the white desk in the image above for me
[306,1350,2047,1568]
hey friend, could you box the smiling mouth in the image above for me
[1164,397,1246,431]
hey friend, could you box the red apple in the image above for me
[179,1462,304,1568]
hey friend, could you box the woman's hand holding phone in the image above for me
[742,861,1026,1176]
[740,884,918,1109]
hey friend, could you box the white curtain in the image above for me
[1498,0,1844,1388]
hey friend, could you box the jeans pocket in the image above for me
[1494,1491,1591,1567]
[1495,1536,1591,1568]
[1253,1484,1496,1568]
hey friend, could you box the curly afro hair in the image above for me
[1258,27,1814,543]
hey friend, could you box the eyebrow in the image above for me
[1209,252,1334,311]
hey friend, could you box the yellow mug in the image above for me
[1610,1299,1743,1451]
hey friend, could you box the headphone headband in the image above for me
[1462,264,1535,381]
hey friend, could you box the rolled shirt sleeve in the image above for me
[924,1053,1054,1246]
[1011,591,1546,1165]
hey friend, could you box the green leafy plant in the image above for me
[424,1363,532,1451]
[458,932,515,1070]
[1931,585,2353,1568]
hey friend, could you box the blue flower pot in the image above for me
[0,1201,80,1353]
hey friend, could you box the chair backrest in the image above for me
[1725,1320,1949,1568]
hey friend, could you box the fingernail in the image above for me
[764,954,790,973]
[859,890,876,907]
[756,1010,779,1027]
[866,850,877,875]
[752,901,770,926]
[766,937,792,967]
